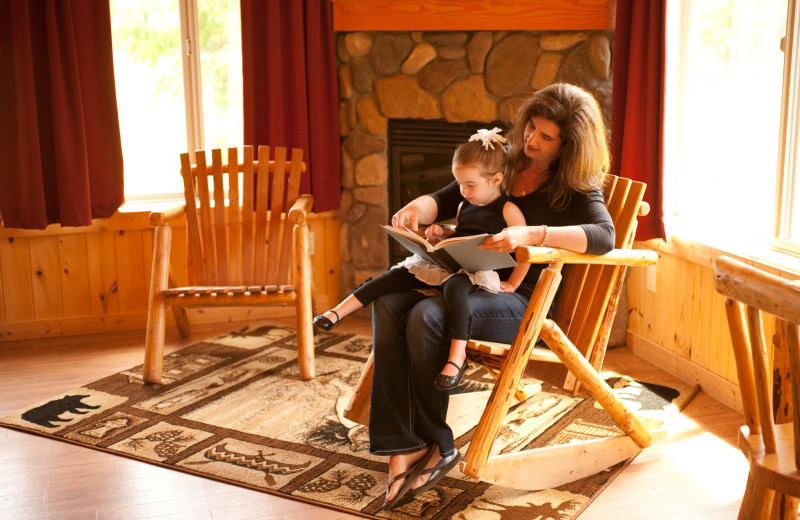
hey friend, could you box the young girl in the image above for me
[314,128,530,390]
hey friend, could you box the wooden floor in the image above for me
[0,317,746,519]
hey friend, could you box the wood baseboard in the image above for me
[626,330,742,414]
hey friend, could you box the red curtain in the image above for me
[611,0,666,240]
[241,0,340,212]
[0,0,124,230]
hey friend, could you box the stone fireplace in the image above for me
[335,29,614,317]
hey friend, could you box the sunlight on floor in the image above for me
[661,429,748,506]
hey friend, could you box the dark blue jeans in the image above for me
[368,289,529,457]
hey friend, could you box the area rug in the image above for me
[0,322,697,519]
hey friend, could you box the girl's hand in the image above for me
[425,224,445,242]
[499,281,516,293]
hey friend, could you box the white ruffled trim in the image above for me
[394,254,502,294]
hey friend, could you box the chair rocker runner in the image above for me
[343,175,660,490]
[143,145,315,384]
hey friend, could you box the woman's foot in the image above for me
[381,447,433,509]
[408,449,461,495]
[313,309,342,331]
[434,359,468,390]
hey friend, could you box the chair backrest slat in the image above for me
[227,147,242,286]
[745,306,777,452]
[277,148,305,286]
[252,146,272,285]
[194,152,218,284]
[240,146,256,282]
[266,147,288,286]
[181,152,205,285]
[210,149,229,285]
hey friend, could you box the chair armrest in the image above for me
[289,194,314,224]
[149,204,186,226]
[516,246,657,266]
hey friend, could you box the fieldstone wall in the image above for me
[335,29,614,316]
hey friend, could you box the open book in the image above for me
[382,225,517,274]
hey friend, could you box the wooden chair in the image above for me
[143,145,315,384]
[714,255,800,519]
[344,175,660,490]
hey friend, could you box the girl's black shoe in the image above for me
[434,359,468,390]
[313,310,341,331]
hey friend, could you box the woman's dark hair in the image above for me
[507,83,610,207]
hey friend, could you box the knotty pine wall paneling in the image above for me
[627,241,787,411]
[0,211,340,341]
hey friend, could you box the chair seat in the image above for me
[160,285,299,308]
[467,337,561,369]
[740,424,800,498]
[162,285,296,296]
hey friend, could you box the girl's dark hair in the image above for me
[453,139,512,192]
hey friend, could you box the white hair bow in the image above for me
[469,127,507,150]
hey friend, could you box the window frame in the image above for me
[663,0,800,270]
[179,0,205,158]
[776,0,800,255]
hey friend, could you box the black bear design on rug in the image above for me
[21,394,100,428]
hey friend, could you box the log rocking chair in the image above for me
[143,145,315,384]
[344,175,660,490]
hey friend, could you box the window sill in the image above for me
[637,225,800,281]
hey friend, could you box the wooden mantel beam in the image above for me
[332,0,615,32]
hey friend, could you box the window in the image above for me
[664,0,789,251]
[110,0,243,202]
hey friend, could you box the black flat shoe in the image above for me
[406,450,461,497]
[313,310,341,331]
[434,360,468,390]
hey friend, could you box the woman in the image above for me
[373,83,615,509]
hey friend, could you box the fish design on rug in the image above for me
[21,394,100,428]
[187,443,312,485]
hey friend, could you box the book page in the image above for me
[381,225,433,251]
[438,235,517,272]
[434,233,490,249]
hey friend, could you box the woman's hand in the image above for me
[479,226,537,253]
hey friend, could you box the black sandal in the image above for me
[379,447,435,510]
[434,359,469,390]
[313,310,341,331]
[406,450,461,497]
